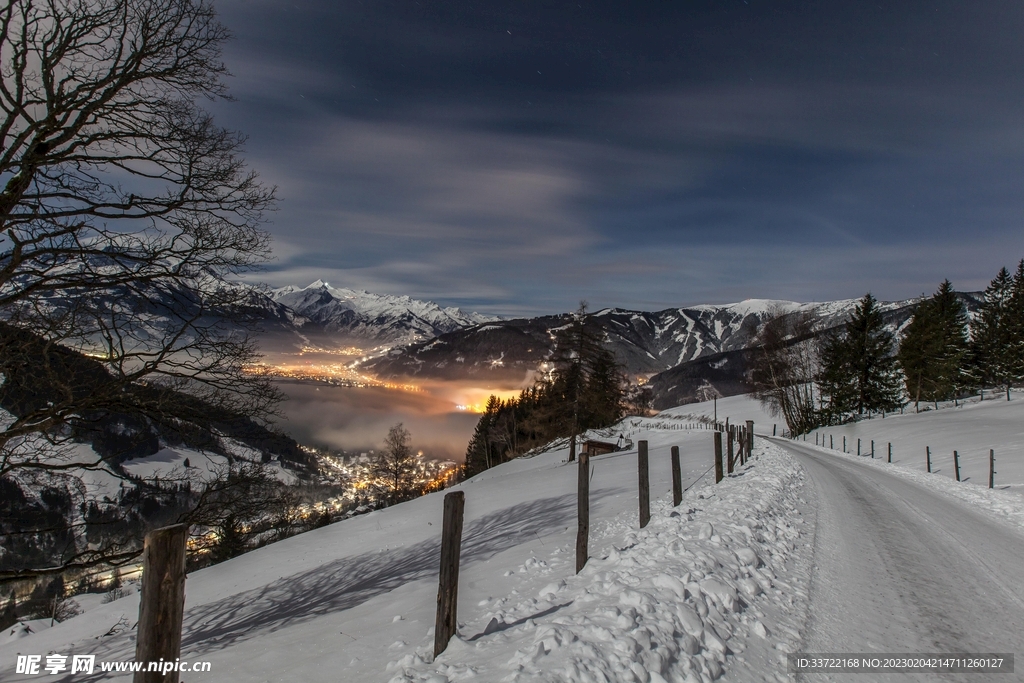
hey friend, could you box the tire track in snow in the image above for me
[781,440,1024,683]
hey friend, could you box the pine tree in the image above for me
[899,298,937,410]
[549,302,606,460]
[899,281,969,408]
[464,397,497,476]
[584,350,626,427]
[970,266,1013,398]
[818,293,903,417]
[817,328,855,418]
[211,515,248,564]
[1006,260,1024,397]
[108,568,123,592]
[930,280,970,398]
[556,306,625,452]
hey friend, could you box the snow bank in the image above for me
[1,620,53,647]
[660,396,777,432]
[789,436,1024,530]
[386,442,812,683]
[800,392,1024,499]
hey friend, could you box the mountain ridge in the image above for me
[358,294,974,380]
[264,280,498,347]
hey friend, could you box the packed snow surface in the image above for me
[776,438,1024,682]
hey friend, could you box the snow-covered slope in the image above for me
[670,390,1024,501]
[270,280,497,346]
[5,399,1023,682]
[0,416,814,683]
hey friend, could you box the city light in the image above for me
[244,362,421,392]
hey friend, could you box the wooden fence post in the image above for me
[134,524,188,683]
[638,440,650,528]
[871,440,874,459]
[989,449,995,489]
[830,434,833,449]
[576,453,589,574]
[843,436,846,453]
[714,432,723,484]
[926,446,931,473]
[434,491,465,657]
[671,446,682,507]
[746,421,754,456]
[888,442,892,463]
[727,428,735,475]
[857,438,861,456]
[953,450,961,482]
[773,423,776,436]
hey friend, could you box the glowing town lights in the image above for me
[298,345,364,356]
[243,362,420,392]
[309,450,459,504]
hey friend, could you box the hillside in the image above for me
[5,395,1021,681]
[0,323,309,578]
[0,413,811,681]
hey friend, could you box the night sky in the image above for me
[212,0,1024,316]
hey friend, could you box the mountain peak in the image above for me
[270,280,497,345]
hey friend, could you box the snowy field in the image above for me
[3,396,1023,683]
[668,392,1024,499]
[2,417,815,683]
[660,396,776,433]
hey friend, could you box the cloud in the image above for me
[209,0,1024,316]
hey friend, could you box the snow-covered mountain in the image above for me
[269,280,498,346]
[361,294,982,384]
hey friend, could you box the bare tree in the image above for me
[0,0,280,577]
[373,423,416,503]
[750,307,819,435]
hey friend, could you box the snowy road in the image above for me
[776,439,1024,682]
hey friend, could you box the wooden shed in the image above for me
[582,439,618,456]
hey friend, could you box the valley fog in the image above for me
[272,380,521,461]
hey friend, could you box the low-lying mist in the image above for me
[272,379,524,462]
